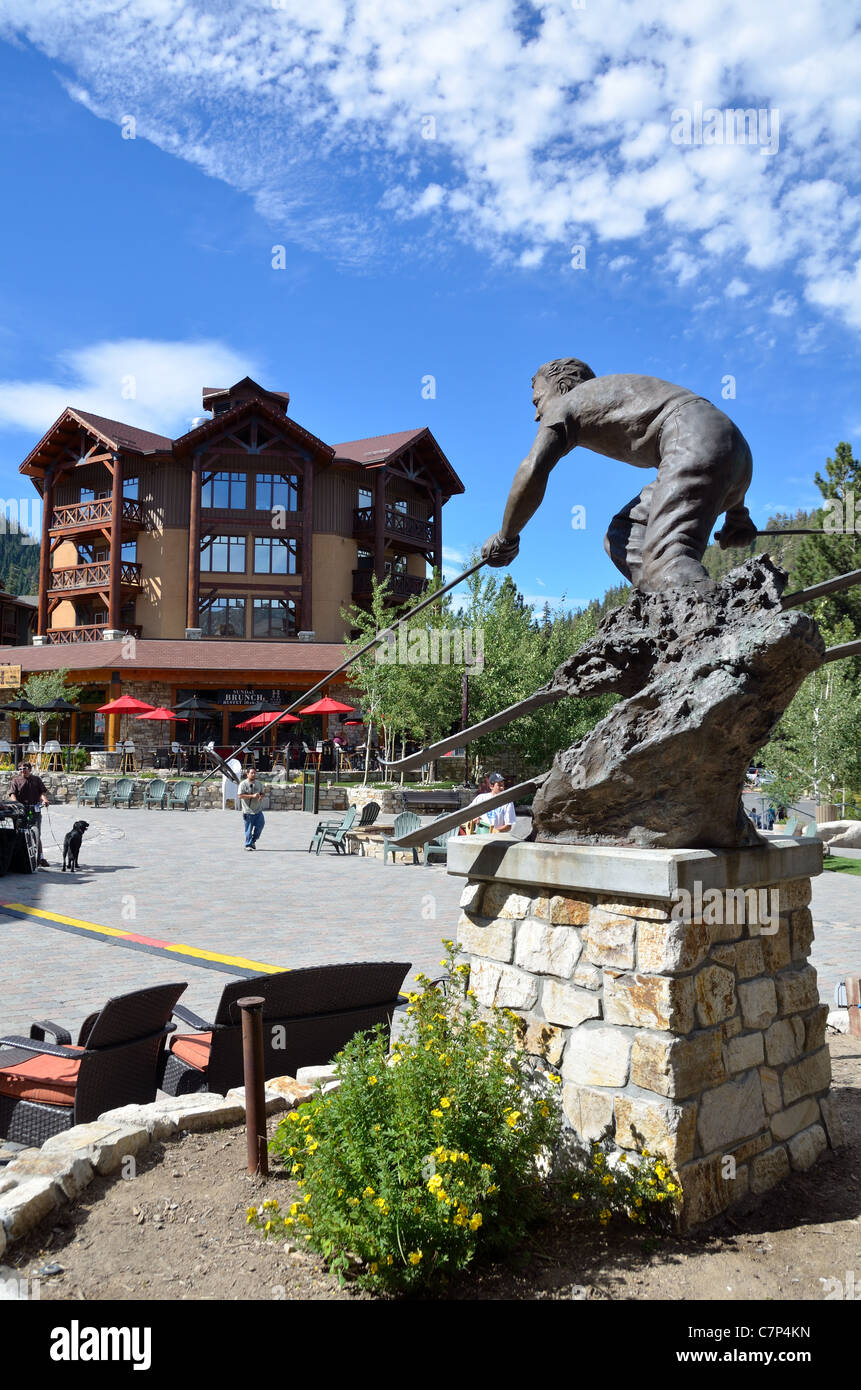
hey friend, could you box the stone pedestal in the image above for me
[448,836,843,1228]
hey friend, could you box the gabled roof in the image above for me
[333,428,427,464]
[19,407,173,479]
[333,427,465,497]
[71,410,173,454]
[173,394,333,462]
[202,378,290,412]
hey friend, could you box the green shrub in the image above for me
[251,944,561,1291]
[566,1139,679,1228]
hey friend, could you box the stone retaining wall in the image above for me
[448,837,844,1229]
[32,772,349,812]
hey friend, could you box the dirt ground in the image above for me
[8,1031,860,1302]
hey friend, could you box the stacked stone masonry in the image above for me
[451,839,842,1229]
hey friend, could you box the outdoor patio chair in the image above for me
[77,775,102,807]
[110,777,135,808]
[309,803,357,854]
[143,777,168,809]
[424,824,458,865]
[358,801,381,828]
[167,779,193,810]
[382,811,421,865]
[159,961,411,1096]
[0,982,186,1146]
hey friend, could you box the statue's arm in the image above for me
[482,427,568,566]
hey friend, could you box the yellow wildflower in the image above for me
[363,1186,375,1198]
[431,1109,443,1119]
[505,1111,522,1128]
[408,1251,423,1265]
[438,1097,451,1109]
[469,1213,482,1231]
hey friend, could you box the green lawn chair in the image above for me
[382,811,421,865]
[77,775,101,807]
[110,777,135,808]
[783,814,800,836]
[144,778,168,810]
[309,804,357,855]
[167,779,193,810]
[424,824,458,865]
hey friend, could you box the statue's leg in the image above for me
[604,482,654,585]
[640,402,751,590]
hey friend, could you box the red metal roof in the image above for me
[67,410,173,455]
[0,639,349,675]
[333,428,428,464]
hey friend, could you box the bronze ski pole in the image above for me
[198,557,489,784]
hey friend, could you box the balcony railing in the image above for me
[352,569,429,602]
[352,505,433,548]
[48,561,143,592]
[47,624,143,645]
[51,498,144,531]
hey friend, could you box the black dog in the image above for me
[62,820,89,872]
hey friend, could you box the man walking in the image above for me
[482,358,758,591]
[238,766,266,850]
[9,762,51,866]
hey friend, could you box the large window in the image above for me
[253,598,297,638]
[358,487,372,510]
[121,540,137,563]
[202,471,247,509]
[356,548,373,572]
[254,536,299,574]
[199,596,247,637]
[200,535,246,573]
[124,477,139,500]
[256,473,301,511]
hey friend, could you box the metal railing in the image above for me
[352,505,433,547]
[51,497,144,530]
[46,624,143,645]
[352,569,428,600]
[48,561,143,591]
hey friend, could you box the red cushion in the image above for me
[0,1046,83,1106]
[169,1032,213,1071]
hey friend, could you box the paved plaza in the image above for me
[0,805,857,1038]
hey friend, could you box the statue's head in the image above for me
[532,357,595,420]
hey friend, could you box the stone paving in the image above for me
[0,805,857,1038]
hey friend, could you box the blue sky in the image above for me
[0,1,858,611]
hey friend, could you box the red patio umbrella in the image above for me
[298,696,355,715]
[236,712,300,729]
[98,696,155,713]
[134,708,189,722]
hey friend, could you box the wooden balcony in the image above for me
[352,505,433,550]
[48,561,143,594]
[352,569,428,603]
[47,624,143,645]
[50,497,145,536]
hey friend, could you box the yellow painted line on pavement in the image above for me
[0,899,284,975]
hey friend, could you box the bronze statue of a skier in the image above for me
[481,358,758,590]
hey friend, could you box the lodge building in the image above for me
[0,377,464,751]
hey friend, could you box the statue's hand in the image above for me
[715,515,758,549]
[481,532,520,567]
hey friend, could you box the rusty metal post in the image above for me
[237,996,269,1175]
[846,975,861,1040]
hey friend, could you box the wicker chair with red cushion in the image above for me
[160,962,410,1096]
[0,982,187,1146]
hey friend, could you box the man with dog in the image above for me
[8,763,51,866]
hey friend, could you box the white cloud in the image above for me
[607,254,634,272]
[1,1,860,330]
[725,279,750,298]
[0,339,254,437]
[769,291,797,317]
